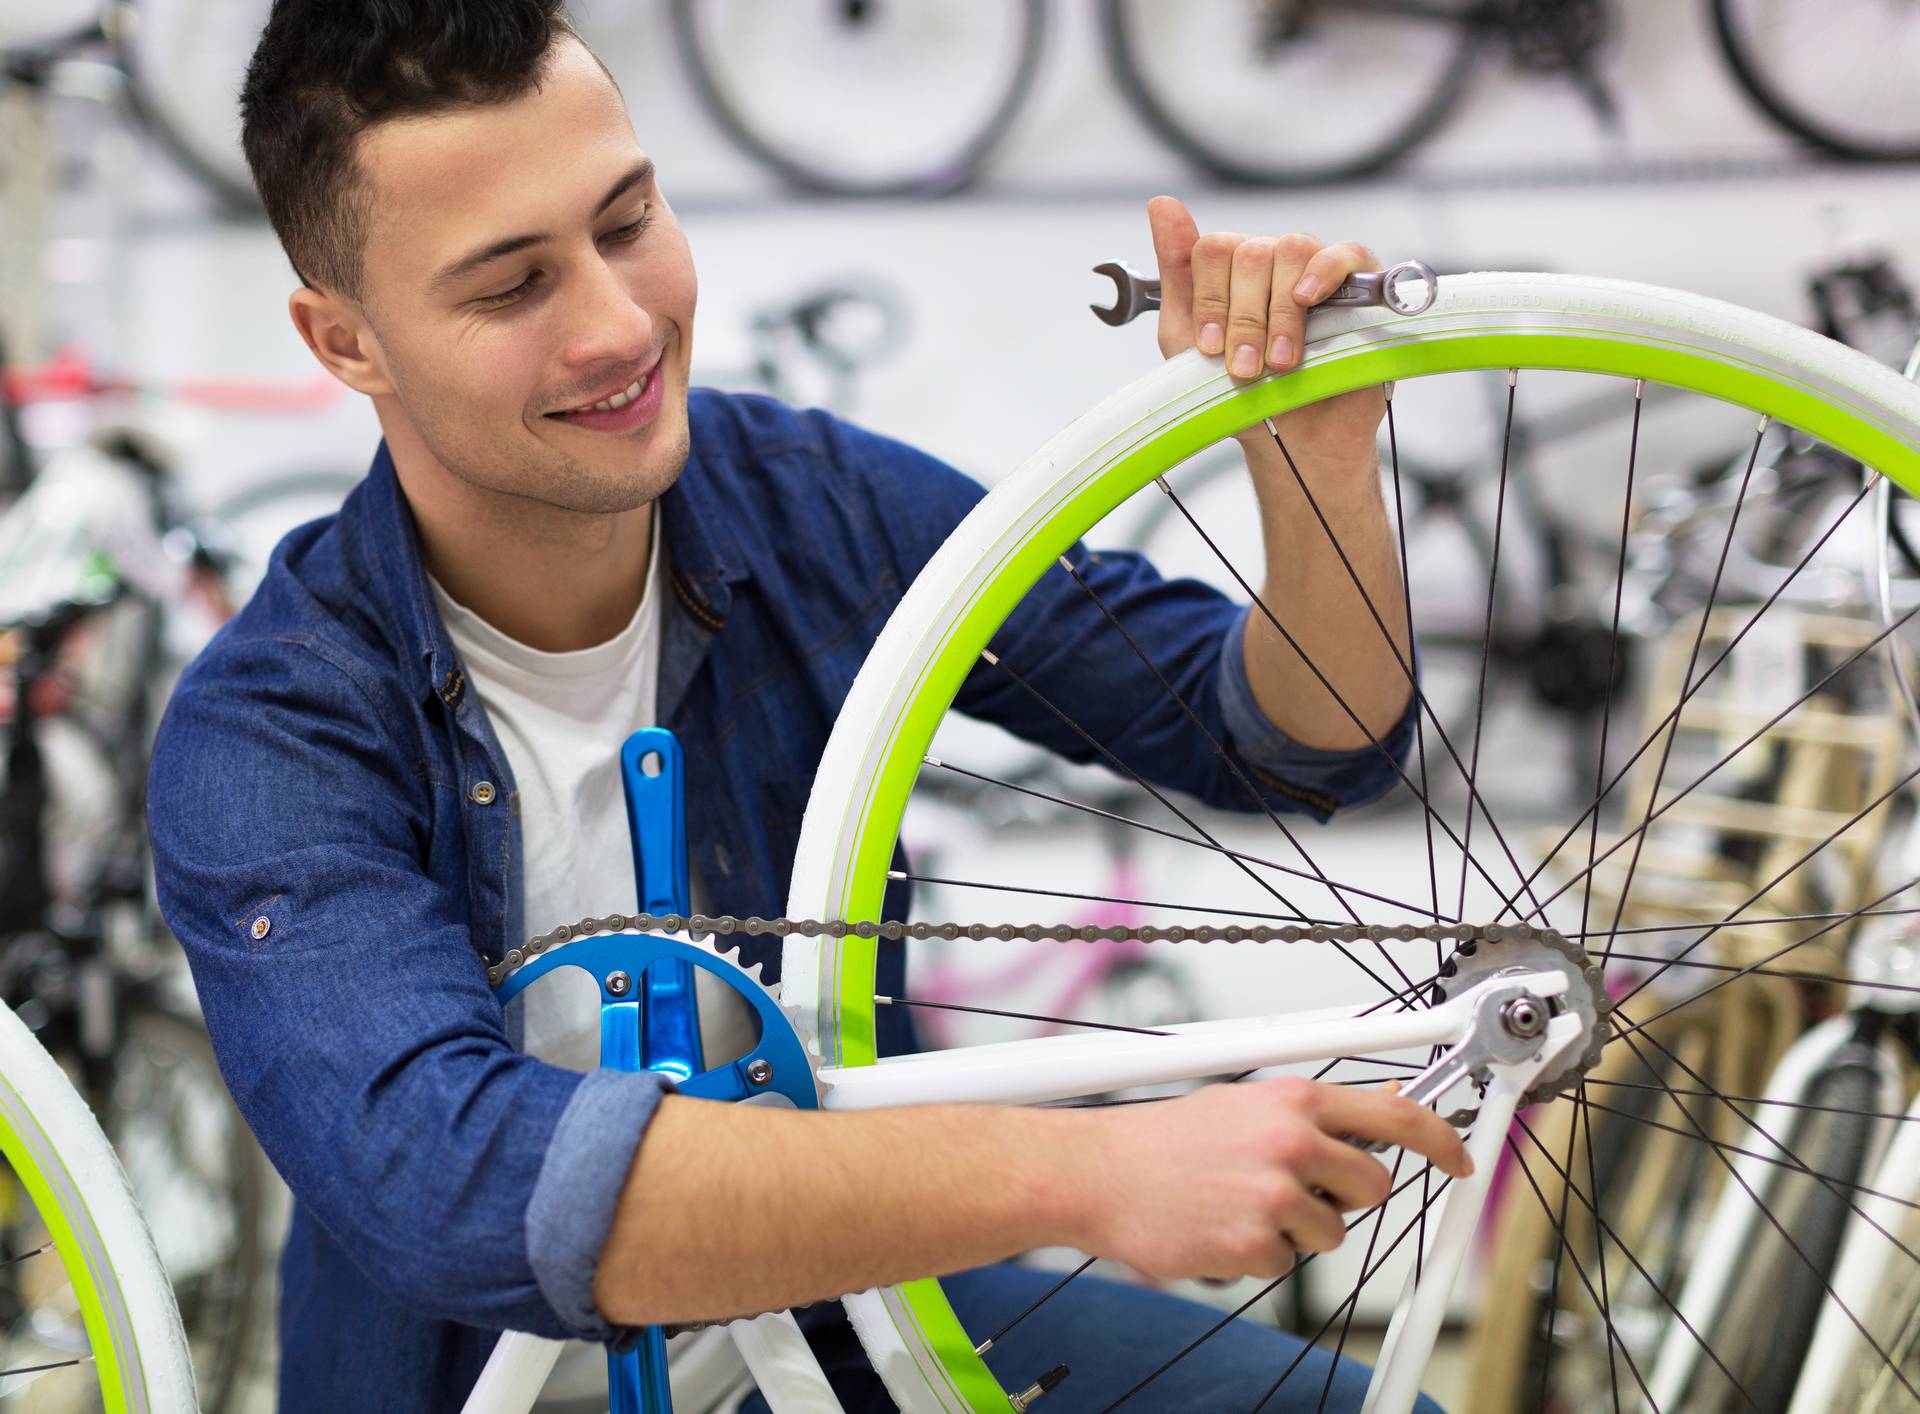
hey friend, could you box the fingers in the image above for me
[1181,230,1378,381]
[1301,1138,1397,1215]
[1275,1183,1348,1253]
[1316,1084,1475,1180]
[1292,240,1380,307]
[1146,195,1199,357]
[1189,229,1247,362]
[1228,236,1282,379]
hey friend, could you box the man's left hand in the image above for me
[1145,195,1386,469]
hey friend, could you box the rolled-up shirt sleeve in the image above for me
[526,1069,673,1339]
[147,634,670,1343]
[807,408,1416,819]
[1214,604,1419,819]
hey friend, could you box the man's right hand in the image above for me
[1069,1077,1474,1282]
[593,1074,1473,1327]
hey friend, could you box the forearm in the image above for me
[1241,433,1412,751]
[592,1095,1094,1326]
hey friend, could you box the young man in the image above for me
[146,3,1465,1409]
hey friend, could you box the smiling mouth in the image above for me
[548,361,660,417]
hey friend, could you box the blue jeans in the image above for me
[739,1263,1446,1413]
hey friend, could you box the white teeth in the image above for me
[583,376,644,413]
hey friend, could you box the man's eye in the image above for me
[605,212,653,244]
[475,271,541,308]
[471,214,650,309]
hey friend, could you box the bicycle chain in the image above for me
[490,913,1601,1114]
[488,913,1570,988]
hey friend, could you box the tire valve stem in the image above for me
[1009,1365,1070,1411]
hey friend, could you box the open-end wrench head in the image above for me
[1090,260,1162,327]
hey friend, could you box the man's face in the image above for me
[351,35,695,516]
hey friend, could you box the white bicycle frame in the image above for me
[460,964,1584,1414]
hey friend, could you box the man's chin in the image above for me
[582,435,690,515]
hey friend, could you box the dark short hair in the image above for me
[239,0,592,301]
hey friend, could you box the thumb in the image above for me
[1147,195,1199,353]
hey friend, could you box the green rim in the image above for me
[821,327,1920,1411]
[0,1071,136,1409]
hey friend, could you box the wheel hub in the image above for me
[1429,926,1609,1107]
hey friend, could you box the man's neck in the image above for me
[383,425,654,654]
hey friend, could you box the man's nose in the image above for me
[558,258,655,369]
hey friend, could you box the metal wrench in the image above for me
[1090,257,1439,327]
[1349,978,1554,1154]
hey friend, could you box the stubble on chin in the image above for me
[451,402,693,519]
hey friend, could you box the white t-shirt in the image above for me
[428,513,755,1410]
[428,513,756,1069]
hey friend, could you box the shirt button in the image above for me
[470,780,497,806]
[250,916,272,941]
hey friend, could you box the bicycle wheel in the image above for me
[1127,440,1506,792]
[780,272,1920,1412]
[102,1003,272,1414]
[1713,0,1920,161]
[0,1001,194,1411]
[112,0,269,214]
[1466,1018,1724,1414]
[1099,0,1480,186]
[666,0,1044,198]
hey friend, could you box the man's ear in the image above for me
[289,287,395,398]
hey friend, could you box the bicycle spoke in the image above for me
[1098,1169,1449,1414]
[1572,1096,1920,1212]
[1513,1115,1756,1413]
[972,1257,1096,1356]
[1456,371,1518,921]
[0,1242,53,1271]
[1314,1148,1408,1414]
[1385,394,1443,939]
[1055,555,1420,995]
[1496,467,1884,925]
[1568,901,1920,938]
[1583,382,1645,956]
[893,869,1346,926]
[1532,1080,1590,1410]
[1597,418,1770,965]
[874,994,1170,1037]
[1582,1076,1920,1125]
[0,1356,92,1379]
[1254,422,1554,922]
[1159,477,1535,921]
[1578,1088,1625,1412]
[1503,1122,1661,1411]
[1597,949,1920,999]
[1516,591,1920,928]
[1611,867,1920,1034]
[919,757,1449,920]
[1394,413,1449,1306]
[1603,1022,1920,1404]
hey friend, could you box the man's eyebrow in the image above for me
[429,160,657,293]
[594,158,655,219]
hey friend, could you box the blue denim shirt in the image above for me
[146,390,1413,1411]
